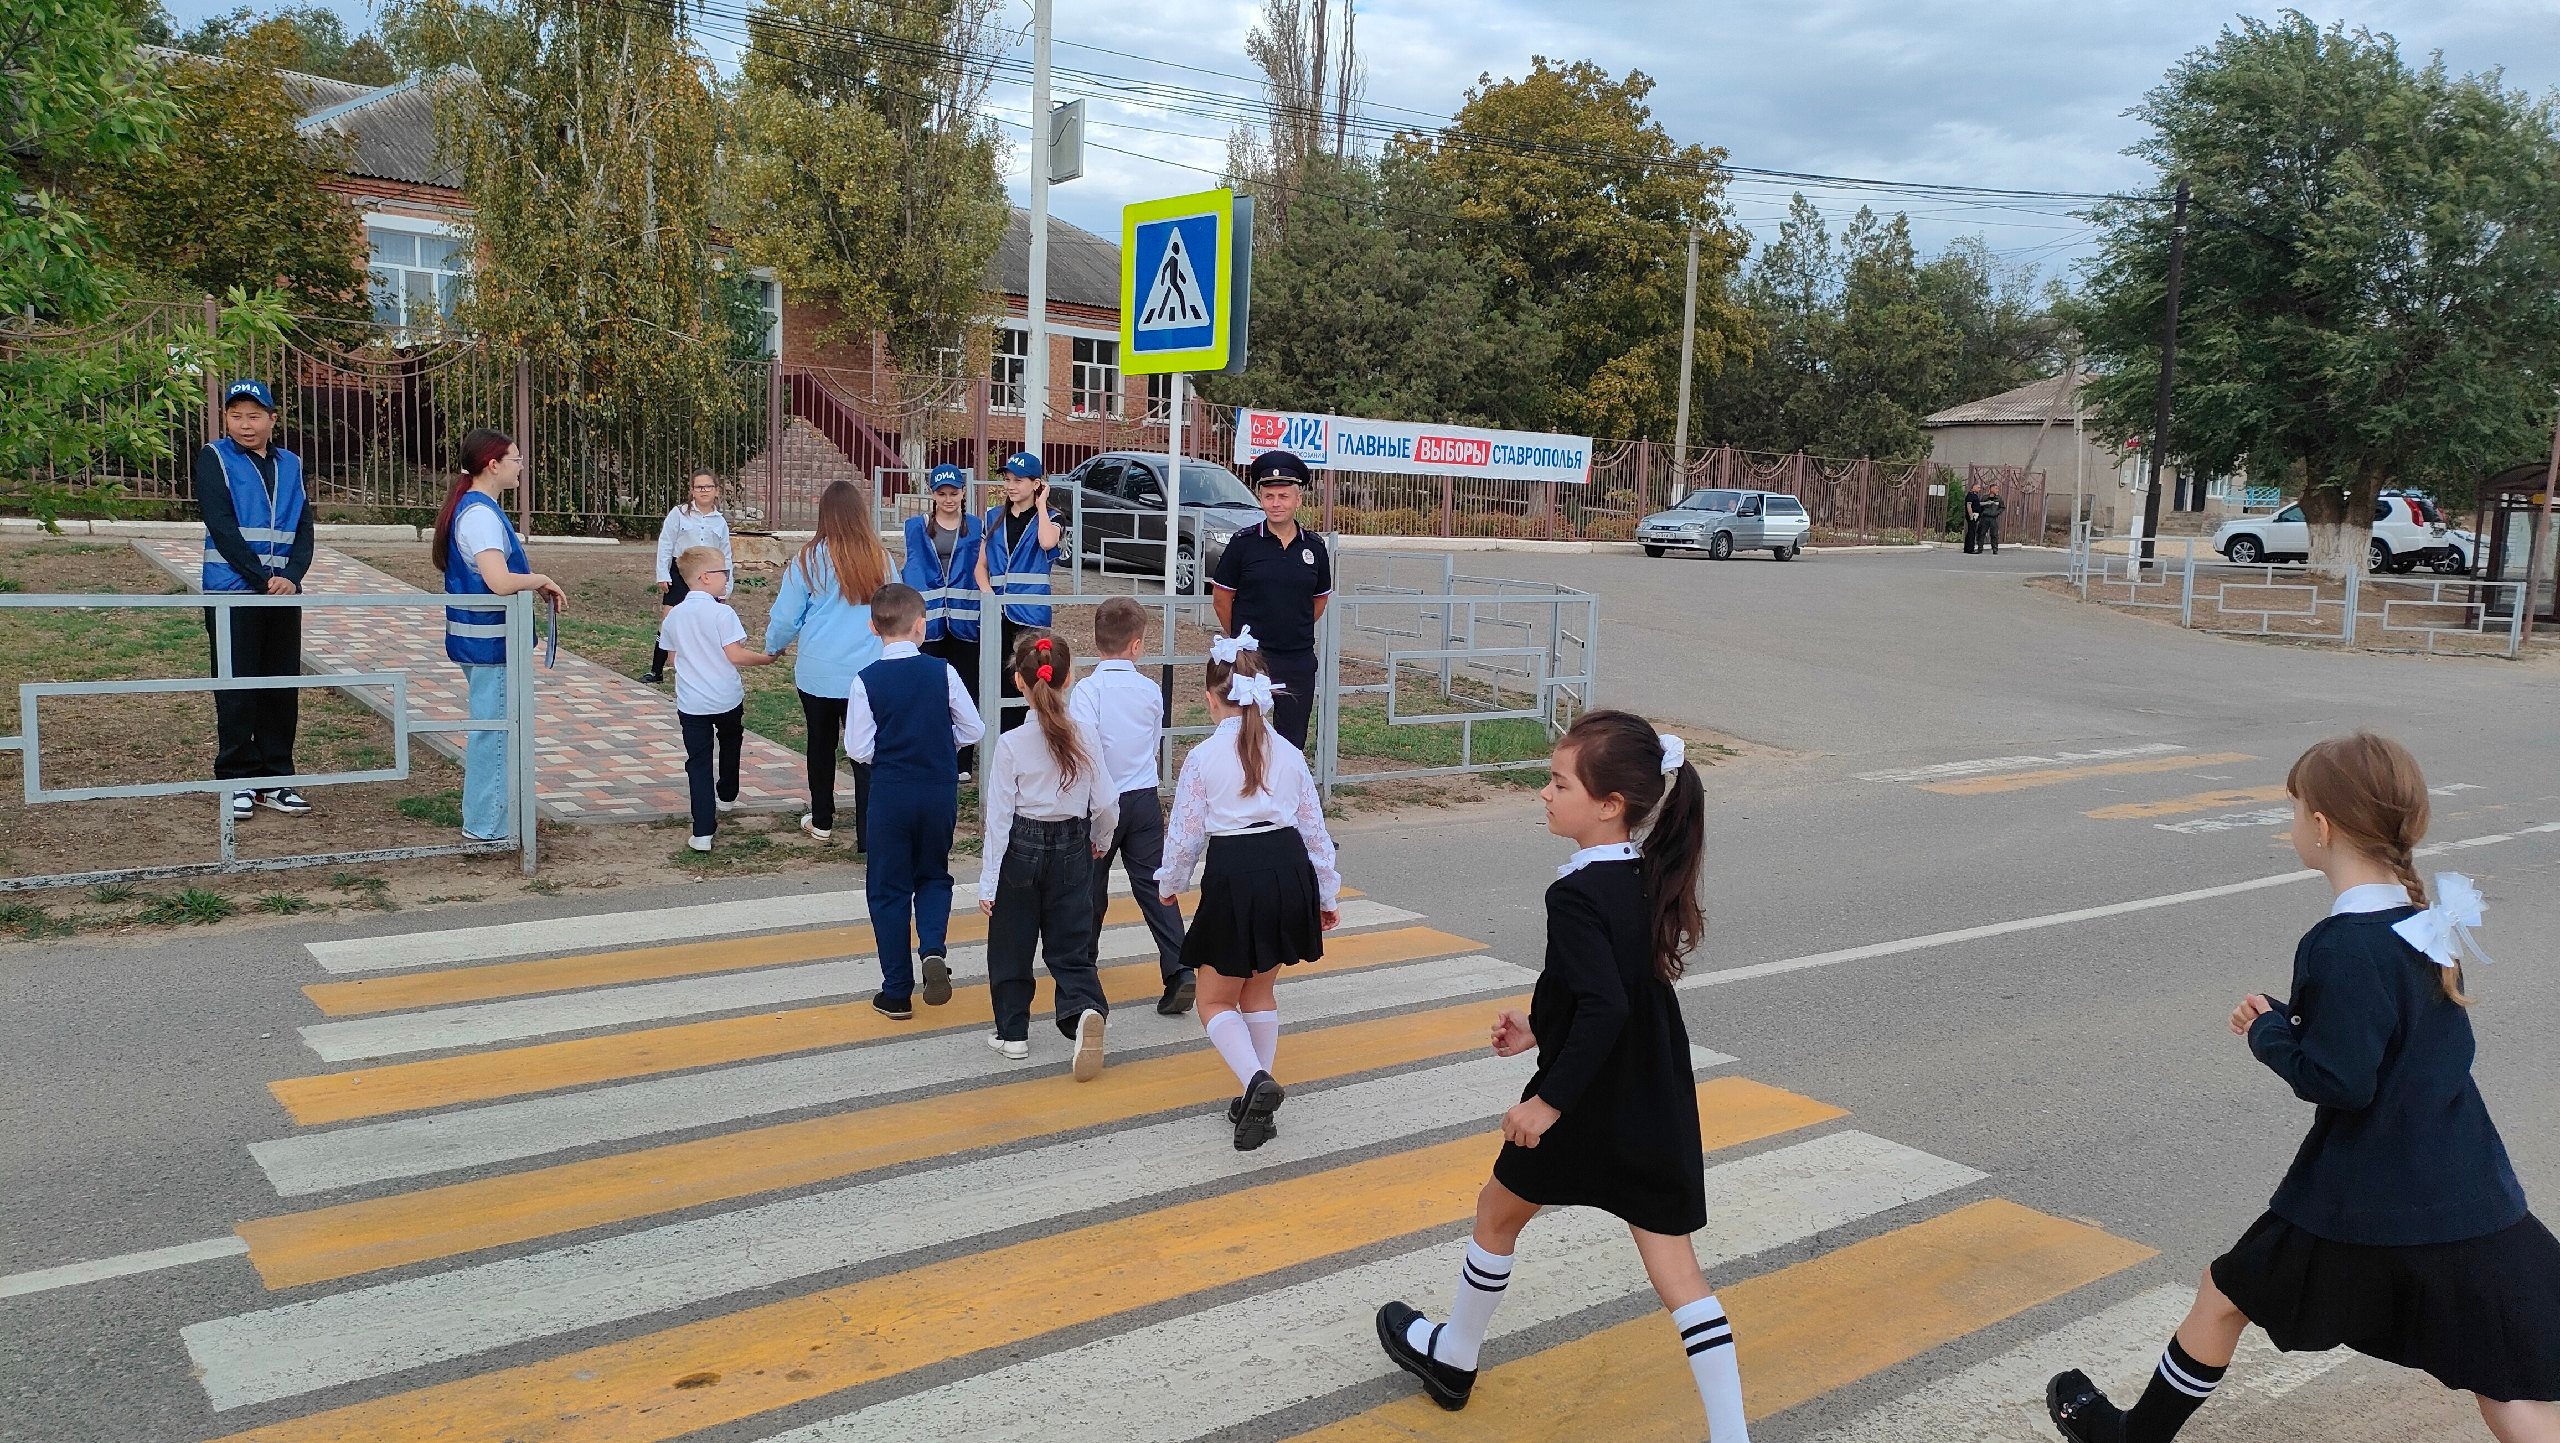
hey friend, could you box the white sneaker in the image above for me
[717,798,737,815]
[1071,1008,1107,1082]
[230,790,257,821]
[800,813,831,841]
[987,1033,1029,1061]
[688,835,713,852]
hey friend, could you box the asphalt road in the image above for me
[3,544,2553,1443]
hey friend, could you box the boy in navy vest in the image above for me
[196,379,317,820]
[845,583,987,1020]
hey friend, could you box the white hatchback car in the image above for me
[2212,496,2452,572]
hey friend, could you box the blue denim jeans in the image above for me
[461,663,511,839]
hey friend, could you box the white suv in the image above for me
[2212,496,2452,572]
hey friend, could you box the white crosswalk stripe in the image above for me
[301,877,1132,973]
[252,951,1528,1196]
[296,899,1420,1061]
[769,1131,1985,1443]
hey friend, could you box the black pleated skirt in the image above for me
[2212,1209,2560,1401]
[1179,828,1324,979]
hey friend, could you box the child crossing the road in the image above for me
[2048,733,2559,1443]
[1374,709,1750,1441]
[976,631,1117,1078]
[1155,629,1340,1151]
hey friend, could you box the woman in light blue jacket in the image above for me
[764,480,888,849]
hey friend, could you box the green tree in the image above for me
[81,23,369,321]
[1201,152,1555,426]
[1918,236,2064,411]
[1822,210,1954,461]
[4,0,285,527]
[726,0,1007,375]
[133,2,402,83]
[390,0,742,526]
[1398,58,1749,440]
[2069,13,2560,577]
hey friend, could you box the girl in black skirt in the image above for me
[2050,732,2560,1443]
[1375,710,1750,1442]
[1154,630,1340,1151]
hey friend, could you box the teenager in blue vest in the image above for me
[430,429,566,842]
[972,451,1061,734]
[844,583,985,1020]
[195,379,317,820]
[903,463,985,778]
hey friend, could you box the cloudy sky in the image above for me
[173,0,2558,283]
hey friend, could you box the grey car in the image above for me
[1055,451,1263,594]
[1637,488,1813,561]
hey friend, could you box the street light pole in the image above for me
[2139,178,2189,565]
[1672,227,1699,497]
[1024,0,1052,465]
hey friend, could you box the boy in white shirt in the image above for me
[658,545,776,851]
[1071,595,1193,1014]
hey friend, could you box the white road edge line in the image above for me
[1679,821,2558,994]
[0,1235,248,1300]
[1855,743,2188,786]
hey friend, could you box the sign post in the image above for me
[1122,188,1244,599]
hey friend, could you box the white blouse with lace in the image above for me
[1154,716,1341,907]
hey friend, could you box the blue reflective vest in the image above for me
[443,490,529,665]
[983,504,1059,627]
[201,439,306,592]
[901,513,985,642]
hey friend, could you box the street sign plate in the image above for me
[1121,189,1232,373]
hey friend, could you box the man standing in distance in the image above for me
[196,379,316,819]
[1211,450,1331,751]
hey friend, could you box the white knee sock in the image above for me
[1202,1010,1263,1089]
[1673,1294,1749,1441]
[1403,1241,1511,1371]
[1242,1009,1280,1072]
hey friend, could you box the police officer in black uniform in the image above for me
[1212,450,1332,752]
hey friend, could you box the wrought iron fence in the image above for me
[19,299,1953,547]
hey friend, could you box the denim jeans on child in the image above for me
[986,816,1106,1042]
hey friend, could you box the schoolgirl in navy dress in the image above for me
[2050,732,2560,1443]
[1375,710,1752,1442]
[1155,629,1341,1151]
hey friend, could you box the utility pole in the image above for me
[1672,227,1699,496]
[2530,386,2560,634]
[1024,0,1053,466]
[2139,179,2189,565]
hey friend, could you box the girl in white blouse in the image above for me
[1156,628,1341,1150]
[647,472,733,683]
[978,631,1119,1077]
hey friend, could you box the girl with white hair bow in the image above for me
[1153,624,1341,1152]
[2051,732,2558,1443]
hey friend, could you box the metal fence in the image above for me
[22,299,1958,547]
[0,589,539,891]
[2067,532,2530,657]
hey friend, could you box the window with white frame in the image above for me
[365,224,467,329]
[991,326,1029,412]
[1144,371,1172,423]
[1071,335,1120,418]
[750,276,781,358]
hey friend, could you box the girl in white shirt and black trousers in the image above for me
[1157,629,1342,1151]
[979,631,1118,1080]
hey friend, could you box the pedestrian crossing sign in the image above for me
[1121,189,1234,373]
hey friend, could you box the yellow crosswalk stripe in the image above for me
[1287,1198,2156,1441]
[296,888,1263,1016]
[209,1081,1842,1443]
[1919,753,2255,796]
[2084,785,2287,820]
[252,994,1717,1288]
[272,926,1484,1125]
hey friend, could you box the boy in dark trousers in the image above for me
[657,545,775,853]
[845,583,987,1020]
[1071,596,1193,1014]
[196,379,318,820]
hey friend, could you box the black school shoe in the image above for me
[1157,970,1196,1016]
[1233,1071,1284,1151]
[2046,1369,2126,1443]
[919,954,953,1006]
[1225,1092,1277,1139]
[1375,1301,1476,1410]
[871,993,914,1022]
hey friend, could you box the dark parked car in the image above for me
[1054,451,1264,594]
